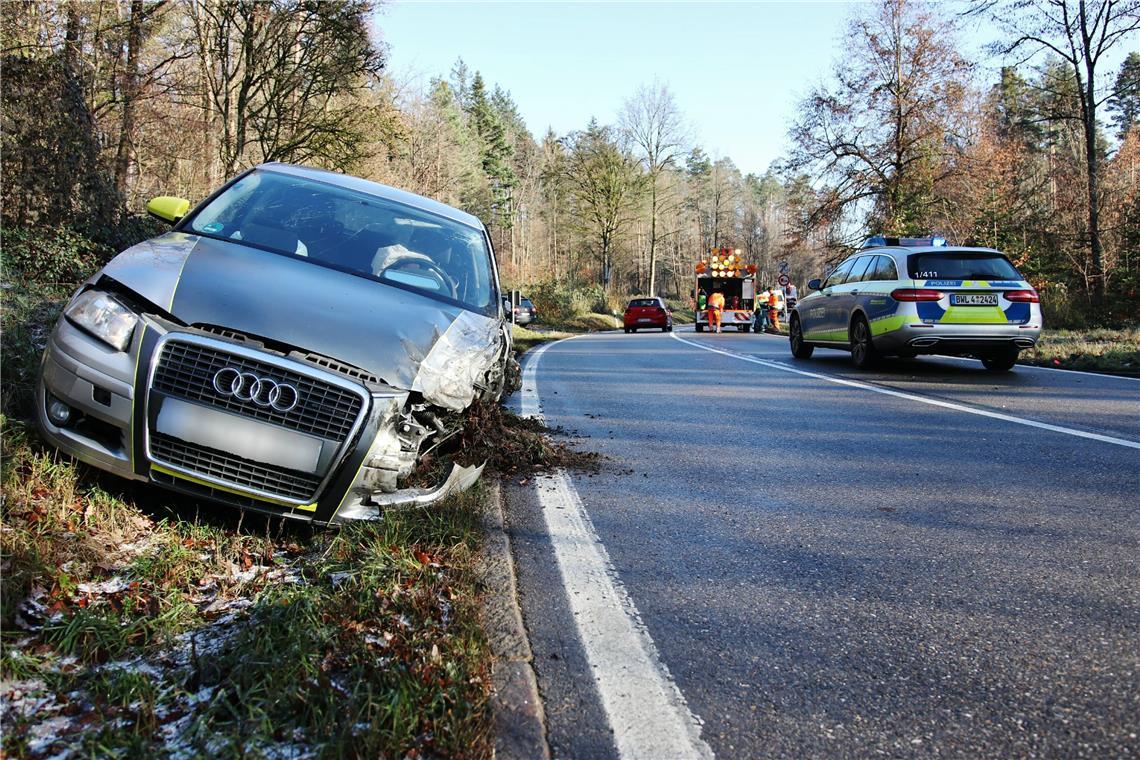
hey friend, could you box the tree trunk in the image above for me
[114,0,144,202]
[1081,22,1104,307]
[648,180,658,296]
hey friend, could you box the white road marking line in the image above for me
[521,339,714,760]
[670,333,1140,451]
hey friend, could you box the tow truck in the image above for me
[694,248,757,332]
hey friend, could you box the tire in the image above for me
[665,324,673,332]
[695,324,704,333]
[630,328,637,333]
[981,349,1018,372]
[789,316,814,359]
[624,327,631,334]
[850,316,879,369]
[742,325,751,333]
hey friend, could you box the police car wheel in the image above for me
[850,317,880,369]
[981,350,1018,372]
[789,317,814,359]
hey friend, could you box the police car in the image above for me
[788,237,1042,371]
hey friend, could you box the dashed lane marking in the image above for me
[670,333,1140,451]
[521,338,714,760]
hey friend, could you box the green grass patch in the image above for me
[511,324,575,354]
[1021,328,1140,375]
[564,312,622,331]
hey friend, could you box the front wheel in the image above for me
[789,317,814,359]
[981,350,1018,372]
[850,316,879,369]
[742,325,751,333]
[695,324,704,333]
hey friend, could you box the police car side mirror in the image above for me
[808,278,822,291]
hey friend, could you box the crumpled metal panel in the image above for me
[333,462,485,521]
[412,310,505,411]
[100,232,200,312]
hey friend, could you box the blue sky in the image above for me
[373,1,1129,176]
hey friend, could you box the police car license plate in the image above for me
[951,293,998,306]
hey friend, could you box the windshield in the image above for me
[908,252,1021,281]
[187,169,495,312]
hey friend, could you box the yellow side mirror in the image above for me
[146,196,191,224]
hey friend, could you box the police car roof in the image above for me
[860,245,1003,256]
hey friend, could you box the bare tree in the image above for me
[974,0,1140,305]
[190,0,383,177]
[620,81,687,295]
[786,0,973,245]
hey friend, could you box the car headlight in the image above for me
[65,290,138,352]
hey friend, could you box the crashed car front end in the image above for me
[36,164,513,524]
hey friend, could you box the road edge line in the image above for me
[479,479,551,760]
[521,338,715,760]
[670,333,1140,450]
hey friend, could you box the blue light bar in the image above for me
[862,235,947,248]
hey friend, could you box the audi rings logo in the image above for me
[212,367,301,413]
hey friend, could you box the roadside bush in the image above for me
[525,281,609,324]
[1038,282,1092,330]
[1,225,111,284]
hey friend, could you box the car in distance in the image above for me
[623,297,673,333]
[788,237,1041,371]
[512,296,537,326]
[36,163,513,523]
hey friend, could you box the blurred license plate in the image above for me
[638,317,652,322]
[951,293,998,306]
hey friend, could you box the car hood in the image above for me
[102,232,503,409]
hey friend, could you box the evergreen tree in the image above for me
[1108,52,1140,139]
[467,72,517,231]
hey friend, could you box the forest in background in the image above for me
[2,0,1138,326]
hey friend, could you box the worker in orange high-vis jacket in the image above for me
[708,290,725,333]
[768,288,781,332]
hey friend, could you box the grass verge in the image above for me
[1020,328,1140,376]
[1,418,493,758]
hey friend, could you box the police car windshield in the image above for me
[908,252,1021,281]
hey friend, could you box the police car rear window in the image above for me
[908,253,1020,280]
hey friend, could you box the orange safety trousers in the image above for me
[709,308,722,330]
[769,307,781,331]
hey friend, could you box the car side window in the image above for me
[823,258,855,289]
[845,256,875,284]
[871,255,898,282]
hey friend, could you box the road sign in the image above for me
[778,260,790,275]
[778,274,791,287]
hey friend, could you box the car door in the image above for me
[803,257,856,342]
[831,255,876,336]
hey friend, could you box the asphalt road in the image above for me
[504,327,1139,759]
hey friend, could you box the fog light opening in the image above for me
[47,396,73,426]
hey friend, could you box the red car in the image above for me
[623,297,673,333]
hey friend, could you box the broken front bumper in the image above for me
[37,317,484,524]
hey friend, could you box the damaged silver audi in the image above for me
[36,163,514,523]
